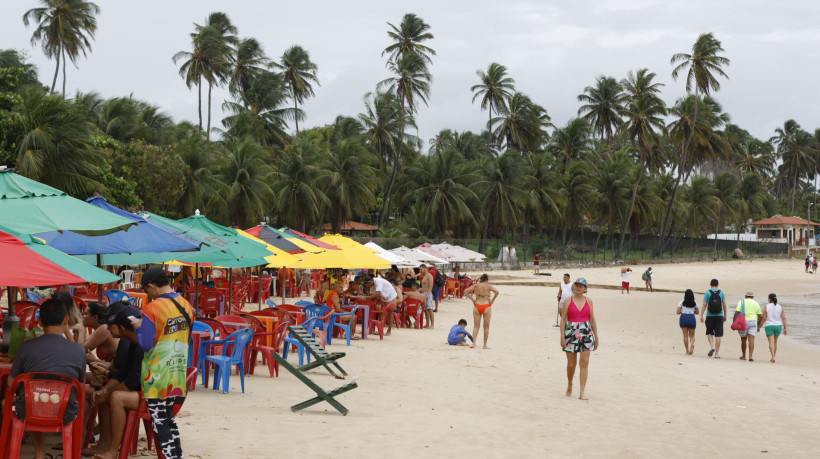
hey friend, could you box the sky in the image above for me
[2,0,819,147]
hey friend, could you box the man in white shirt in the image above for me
[363,275,399,335]
[555,273,573,327]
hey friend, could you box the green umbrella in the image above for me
[0,168,135,236]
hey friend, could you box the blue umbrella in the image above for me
[35,196,201,259]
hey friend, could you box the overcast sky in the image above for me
[2,0,819,147]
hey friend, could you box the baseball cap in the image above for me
[574,277,588,286]
[141,267,168,290]
[99,301,141,326]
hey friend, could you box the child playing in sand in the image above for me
[447,319,474,346]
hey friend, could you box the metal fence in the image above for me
[354,232,789,266]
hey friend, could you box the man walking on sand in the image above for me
[419,264,435,329]
[700,278,727,359]
[734,291,763,362]
[643,267,653,292]
[555,273,572,327]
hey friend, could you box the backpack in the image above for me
[433,269,446,287]
[641,271,648,281]
[707,290,723,314]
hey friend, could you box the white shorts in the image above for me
[738,319,758,337]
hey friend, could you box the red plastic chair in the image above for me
[402,298,424,329]
[119,367,197,459]
[196,290,222,318]
[277,304,305,324]
[248,320,290,377]
[367,302,390,340]
[71,295,89,312]
[15,305,40,329]
[0,372,84,459]
[445,278,462,299]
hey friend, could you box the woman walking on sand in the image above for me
[560,278,599,401]
[463,274,499,349]
[760,293,787,363]
[677,289,698,355]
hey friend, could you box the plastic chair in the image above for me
[118,368,197,459]
[368,302,391,340]
[120,269,135,290]
[294,300,314,307]
[196,290,222,318]
[445,278,462,298]
[0,372,84,459]
[278,304,305,324]
[249,320,290,377]
[71,295,88,312]
[102,289,132,306]
[282,317,315,366]
[402,298,424,329]
[214,314,249,333]
[203,329,255,393]
[330,306,359,346]
[15,305,40,329]
[302,304,332,346]
[190,321,214,383]
[26,291,43,303]
[266,298,278,308]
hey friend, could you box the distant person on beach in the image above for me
[734,291,763,362]
[560,277,598,400]
[534,253,540,275]
[463,274,499,349]
[447,319,474,346]
[620,268,632,294]
[643,267,653,292]
[419,264,435,329]
[813,256,818,274]
[760,293,787,363]
[700,278,727,359]
[555,273,573,327]
[805,256,810,273]
[676,289,698,355]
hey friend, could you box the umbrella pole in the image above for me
[258,266,262,311]
[229,269,233,314]
[97,254,104,302]
[6,287,13,317]
[281,268,286,305]
[194,263,200,316]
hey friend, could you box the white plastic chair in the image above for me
[120,269,135,289]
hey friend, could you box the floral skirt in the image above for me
[564,321,595,353]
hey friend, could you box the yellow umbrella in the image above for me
[285,234,390,269]
[235,229,302,267]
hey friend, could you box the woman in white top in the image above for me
[760,293,787,363]
[676,289,698,355]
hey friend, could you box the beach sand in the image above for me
[27,259,818,458]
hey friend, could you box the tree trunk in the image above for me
[714,206,721,255]
[207,82,212,140]
[197,80,202,131]
[379,101,405,227]
[51,48,60,93]
[61,47,67,97]
[658,88,700,255]
[293,87,299,134]
[617,170,643,258]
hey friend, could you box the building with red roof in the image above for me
[751,216,819,246]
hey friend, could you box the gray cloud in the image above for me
[2,0,818,148]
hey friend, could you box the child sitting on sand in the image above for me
[447,319,474,346]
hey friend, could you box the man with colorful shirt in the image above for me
[133,267,194,459]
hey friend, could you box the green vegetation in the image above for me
[2,5,819,259]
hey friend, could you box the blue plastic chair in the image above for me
[189,321,214,372]
[302,304,331,344]
[202,328,255,394]
[294,300,313,307]
[282,317,315,366]
[102,289,131,306]
[330,306,358,346]
[266,299,277,308]
[25,291,43,303]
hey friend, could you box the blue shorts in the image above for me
[679,314,696,329]
[432,286,440,300]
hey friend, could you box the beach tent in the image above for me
[364,242,415,267]
[431,243,486,262]
[0,168,135,236]
[36,196,201,260]
[389,246,448,266]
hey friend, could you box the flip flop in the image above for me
[708,349,715,357]
[714,356,721,359]
[739,356,746,360]
[749,359,754,362]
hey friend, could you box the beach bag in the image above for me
[731,300,747,331]
[641,271,648,281]
[707,290,723,314]
[433,269,446,287]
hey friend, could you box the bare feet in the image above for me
[92,452,116,459]
[82,446,107,457]
[566,385,572,397]
[770,359,775,363]
[470,344,476,348]
[579,394,589,401]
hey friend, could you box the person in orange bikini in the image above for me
[463,274,499,349]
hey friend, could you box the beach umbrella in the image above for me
[430,243,486,263]
[389,246,448,265]
[416,243,455,264]
[0,224,121,314]
[245,224,305,253]
[285,237,390,270]
[279,228,341,250]
[0,168,135,236]
[364,242,415,267]
[36,196,201,259]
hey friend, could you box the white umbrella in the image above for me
[432,242,486,262]
[365,241,415,267]
[389,246,448,266]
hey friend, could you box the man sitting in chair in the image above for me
[8,298,86,459]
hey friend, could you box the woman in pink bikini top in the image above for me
[559,277,599,401]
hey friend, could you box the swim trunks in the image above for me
[705,316,723,337]
[738,319,758,337]
[474,303,491,314]
[425,292,434,310]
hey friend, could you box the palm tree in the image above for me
[377,51,432,226]
[23,0,100,95]
[660,32,730,252]
[474,151,528,249]
[521,153,561,256]
[712,172,739,253]
[682,177,718,236]
[550,118,592,170]
[577,76,624,141]
[593,150,633,254]
[229,38,271,99]
[270,132,329,231]
[221,70,297,148]
[490,93,551,153]
[13,87,101,196]
[616,68,667,257]
[212,137,274,227]
[771,120,816,213]
[358,91,406,173]
[471,63,515,143]
[408,149,477,235]
[175,132,223,217]
[382,13,436,64]
[557,160,597,256]
[275,45,319,134]
[735,173,766,243]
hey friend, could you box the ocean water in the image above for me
[776,293,820,348]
